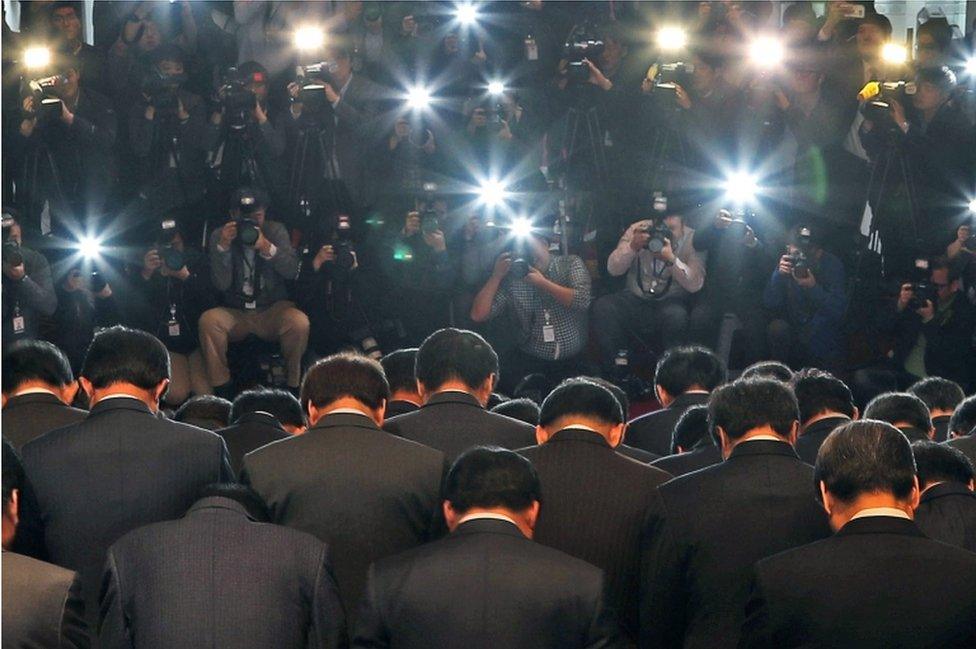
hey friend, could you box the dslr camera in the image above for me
[218,67,258,130]
[234,191,263,247]
[907,282,937,311]
[294,61,339,113]
[23,73,68,123]
[563,24,604,84]
[2,216,23,268]
[785,226,814,278]
[154,219,184,271]
[638,221,672,254]
[860,81,916,124]
[142,69,186,114]
[333,214,356,270]
[650,62,694,93]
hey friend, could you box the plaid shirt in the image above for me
[489,255,592,360]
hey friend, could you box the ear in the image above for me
[306,401,322,426]
[851,407,860,421]
[477,376,494,406]
[967,479,974,491]
[153,379,170,407]
[8,489,19,526]
[375,399,387,428]
[61,381,80,407]
[676,444,686,454]
[535,425,549,446]
[607,423,625,448]
[655,385,671,407]
[717,426,733,459]
[524,500,541,531]
[78,377,94,399]
[443,501,460,532]
[416,380,430,403]
[927,427,936,440]
[1,393,7,409]
[908,475,921,513]
[787,420,800,446]
[818,481,832,516]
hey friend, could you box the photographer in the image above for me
[121,219,212,406]
[763,225,848,370]
[49,265,117,374]
[1,212,57,349]
[470,222,592,392]
[381,114,437,202]
[48,1,108,96]
[199,188,307,398]
[592,207,704,372]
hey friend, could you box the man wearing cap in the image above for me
[199,188,308,399]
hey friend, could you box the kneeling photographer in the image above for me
[592,200,704,374]
[199,188,307,398]
[763,225,848,370]
[1,210,57,349]
[122,219,213,406]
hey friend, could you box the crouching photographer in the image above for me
[122,219,213,406]
[1,211,57,349]
[199,188,308,398]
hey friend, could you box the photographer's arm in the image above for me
[209,228,233,292]
[262,222,300,279]
[471,255,511,322]
[70,100,117,151]
[763,267,789,309]
[18,252,57,317]
[672,234,705,293]
[607,222,646,277]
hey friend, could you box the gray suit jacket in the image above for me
[209,219,299,310]
[99,496,346,649]
[2,392,87,450]
[2,551,89,649]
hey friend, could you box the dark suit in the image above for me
[384,399,419,418]
[21,397,233,628]
[617,443,660,464]
[520,428,671,640]
[795,415,850,465]
[933,414,951,443]
[914,482,976,553]
[241,412,445,625]
[384,391,536,460]
[1,551,89,649]
[641,440,830,649]
[99,496,346,649]
[1,392,87,449]
[947,434,976,467]
[626,393,710,456]
[741,516,976,648]
[650,443,722,477]
[215,411,291,476]
[352,518,623,649]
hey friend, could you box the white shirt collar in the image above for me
[13,387,60,397]
[740,434,784,443]
[99,394,143,402]
[326,408,372,417]
[850,507,911,521]
[561,424,600,433]
[457,512,520,527]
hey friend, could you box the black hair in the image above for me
[539,378,624,428]
[2,438,25,507]
[654,346,726,397]
[915,65,957,92]
[740,360,794,383]
[584,376,630,420]
[2,340,74,393]
[911,441,975,489]
[948,396,976,437]
[151,42,187,67]
[174,395,232,430]
[863,392,932,434]
[230,388,305,429]
[791,368,856,424]
[443,446,542,514]
[860,11,893,37]
[929,256,961,282]
[380,348,419,394]
[490,398,540,426]
[415,328,498,392]
[783,1,817,25]
[815,420,916,503]
[689,47,726,70]
[237,60,269,79]
[907,377,965,414]
[195,483,270,523]
[672,404,711,453]
[49,1,81,18]
[708,378,799,441]
[81,326,170,391]
[916,17,953,52]
[301,353,390,412]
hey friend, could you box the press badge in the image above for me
[12,316,25,334]
[244,300,257,310]
[542,324,556,343]
[168,321,181,337]
[242,278,254,296]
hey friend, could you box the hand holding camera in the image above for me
[2,259,25,281]
[673,83,692,110]
[218,221,238,249]
[492,252,514,280]
[313,245,336,272]
[422,229,446,253]
[142,249,162,279]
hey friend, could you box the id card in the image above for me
[542,324,556,343]
[12,316,25,334]
[242,278,254,297]
[244,300,257,310]
[167,321,181,337]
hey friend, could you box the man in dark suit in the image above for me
[520,379,670,641]
[909,377,964,442]
[741,421,976,648]
[21,327,233,628]
[641,378,830,649]
[353,447,623,649]
[627,346,726,456]
[384,328,536,460]
[215,388,305,474]
[791,368,857,465]
[863,392,935,441]
[2,339,86,449]
[99,483,346,649]
[587,377,661,463]
[650,405,721,477]
[242,353,445,625]
[946,395,976,466]
[911,440,976,552]
[380,348,421,418]
[2,438,89,649]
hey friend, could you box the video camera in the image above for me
[650,62,694,92]
[142,69,186,114]
[564,24,604,84]
[23,74,68,123]
[155,219,184,271]
[295,61,339,113]
[219,67,258,130]
[859,80,916,124]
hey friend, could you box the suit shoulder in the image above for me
[2,552,76,586]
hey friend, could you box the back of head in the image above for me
[740,360,794,383]
[490,398,540,426]
[81,326,170,390]
[174,395,232,430]
[654,346,727,396]
[708,378,799,441]
[672,404,710,453]
[2,438,25,507]
[539,378,624,430]
[444,446,541,515]
[791,368,855,424]
[380,348,419,394]
[815,420,916,504]
[863,392,932,436]
[949,396,976,438]
[301,353,390,412]
[583,376,630,420]
[908,377,965,414]
[194,482,270,522]
[917,18,953,53]
[230,388,305,429]
[416,328,498,392]
[2,340,74,394]
[912,441,975,490]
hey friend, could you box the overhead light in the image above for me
[724,171,760,205]
[487,80,505,96]
[749,36,784,68]
[24,46,52,70]
[405,85,432,110]
[455,3,479,26]
[294,26,325,51]
[881,43,907,65]
[477,178,508,207]
[657,26,688,51]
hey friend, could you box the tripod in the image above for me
[23,142,71,238]
[210,116,272,197]
[564,100,609,191]
[646,115,687,194]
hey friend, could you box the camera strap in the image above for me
[11,300,25,334]
[636,254,672,296]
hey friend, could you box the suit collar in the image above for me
[187,496,255,521]
[670,392,710,409]
[802,415,850,436]
[548,427,612,449]
[454,517,526,539]
[310,411,381,432]
[89,397,153,417]
[423,391,483,409]
[235,411,284,430]
[920,481,976,504]
[836,515,926,538]
[728,439,798,460]
[5,392,65,408]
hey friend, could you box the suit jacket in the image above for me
[795,415,850,465]
[650,443,722,477]
[241,412,445,625]
[352,518,624,649]
[1,551,89,649]
[21,397,233,628]
[626,393,710,456]
[617,443,661,464]
[384,391,536,460]
[1,392,87,449]
[947,434,976,467]
[741,516,976,648]
[933,414,951,443]
[99,496,346,649]
[914,482,976,553]
[520,429,671,640]
[215,411,291,476]
[641,440,831,649]
[384,399,419,419]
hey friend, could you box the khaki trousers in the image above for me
[165,349,210,406]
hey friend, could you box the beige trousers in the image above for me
[164,349,210,406]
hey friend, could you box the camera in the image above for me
[907,282,937,310]
[295,61,339,113]
[142,69,186,114]
[563,24,604,84]
[334,214,356,270]
[420,210,440,235]
[155,219,184,271]
[785,248,809,277]
[24,74,67,123]
[1,217,22,268]
[640,222,672,253]
[652,62,694,92]
[860,81,916,124]
[219,67,258,130]
[90,270,107,293]
[233,190,264,246]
